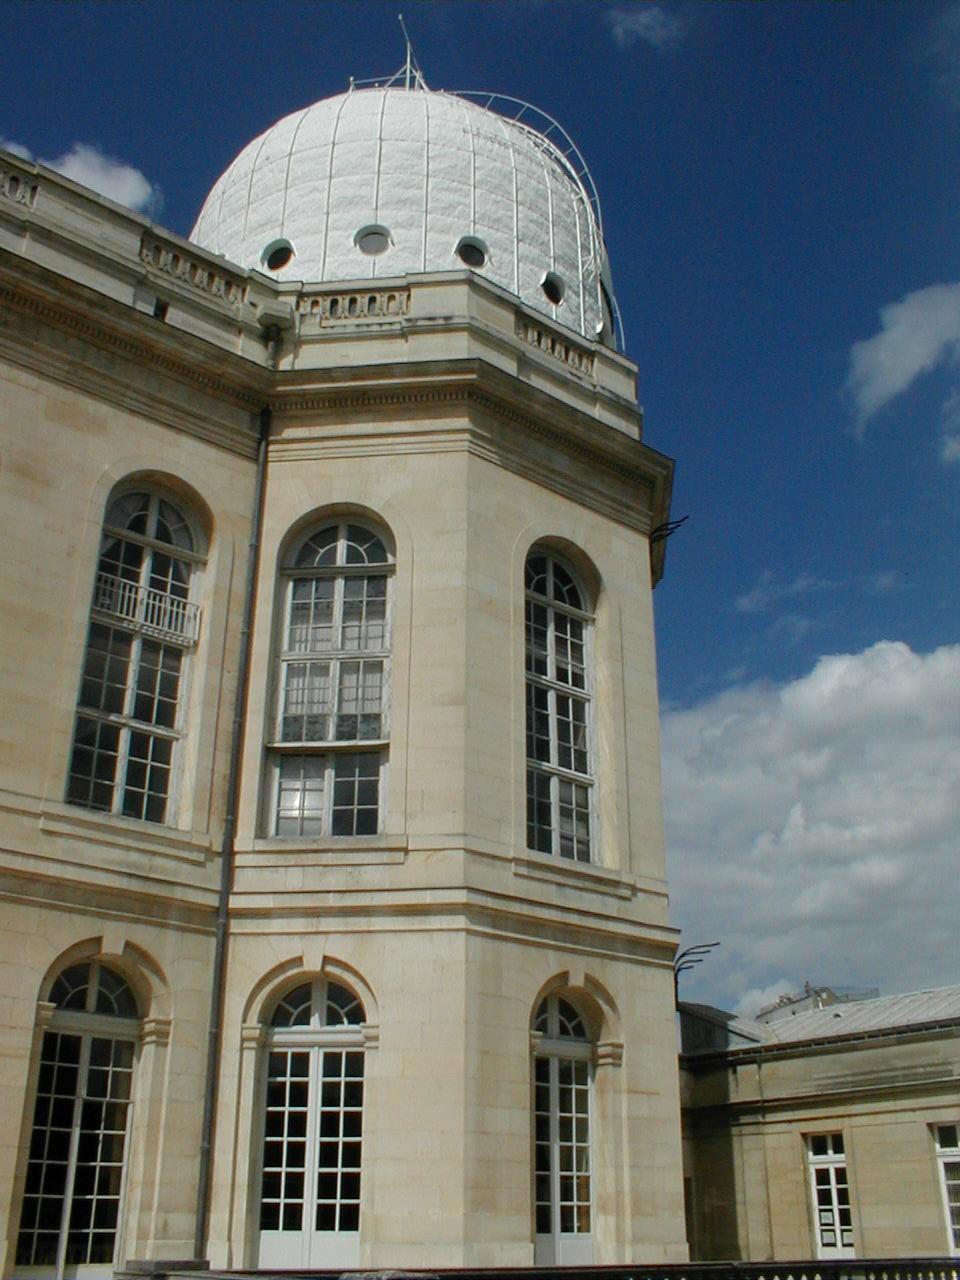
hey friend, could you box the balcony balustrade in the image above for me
[92,571,200,644]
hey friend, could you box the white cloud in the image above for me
[735,569,836,614]
[733,980,794,1021]
[846,282,960,433]
[862,570,907,595]
[939,387,960,463]
[663,641,960,1010]
[605,4,685,51]
[0,137,32,160]
[1,138,160,216]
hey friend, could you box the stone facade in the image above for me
[0,146,686,1276]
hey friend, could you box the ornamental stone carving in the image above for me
[0,166,38,209]
[139,234,247,310]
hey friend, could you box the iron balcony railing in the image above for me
[92,571,200,644]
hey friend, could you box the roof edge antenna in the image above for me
[398,12,428,89]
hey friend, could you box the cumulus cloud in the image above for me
[605,4,685,51]
[1,138,161,216]
[733,980,795,1021]
[663,641,960,1010]
[846,282,960,448]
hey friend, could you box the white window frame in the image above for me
[933,1123,960,1255]
[15,962,140,1280]
[532,993,594,1267]
[524,551,594,863]
[806,1131,855,1259]
[66,491,203,826]
[267,521,392,839]
[257,978,367,1270]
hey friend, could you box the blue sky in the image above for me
[2,0,958,1013]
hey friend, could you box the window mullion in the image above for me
[548,1055,561,1245]
[55,1033,92,1279]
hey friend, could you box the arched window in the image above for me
[17,962,140,1272]
[269,521,391,837]
[533,992,594,1266]
[66,490,203,824]
[525,550,593,861]
[258,978,366,1269]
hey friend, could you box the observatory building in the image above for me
[0,75,685,1275]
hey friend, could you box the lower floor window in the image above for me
[260,1046,364,1234]
[258,978,366,1269]
[807,1132,854,1257]
[273,752,381,836]
[534,1054,592,1235]
[934,1124,960,1252]
[17,963,139,1271]
[533,992,593,1262]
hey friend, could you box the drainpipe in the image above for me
[194,401,271,1260]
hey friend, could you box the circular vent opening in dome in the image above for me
[541,272,565,306]
[455,237,487,269]
[262,239,295,271]
[355,225,391,256]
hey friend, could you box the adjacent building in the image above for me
[680,986,960,1262]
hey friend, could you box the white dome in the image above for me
[190,85,617,345]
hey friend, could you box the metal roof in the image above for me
[680,985,960,1056]
[759,985,960,1043]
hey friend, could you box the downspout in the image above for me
[194,400,271,1260]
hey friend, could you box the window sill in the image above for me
[241,833,408,866]
[513,849,637,900]
[39,802,212,864]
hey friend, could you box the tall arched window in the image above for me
[269,521,391,837]
[66,490,203,825]
[17,962,140,1272]
[533,992,594,1266]
[525,550,593,861]
[258,978,366,1269]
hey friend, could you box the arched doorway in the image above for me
[256,977,366,1269]
[532,991,594,1265]
[15,961,140,1278]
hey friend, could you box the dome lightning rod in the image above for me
[397,13,424,91]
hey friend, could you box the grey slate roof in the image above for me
[679,985,960,1057]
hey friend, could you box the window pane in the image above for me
[276,757,325,837]
[281,661,332,742]
[526,768,553,854]
[331,754,379,836]
[67,719,120,812]
[288,579,335,652]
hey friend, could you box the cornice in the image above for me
[0,273,264,406]
[0,262,266,457]
[268,362,668,492]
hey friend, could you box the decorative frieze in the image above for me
[139,234,248,310]
[0,165,38,209]
[298,287,410,326]
[516,313,596,378]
